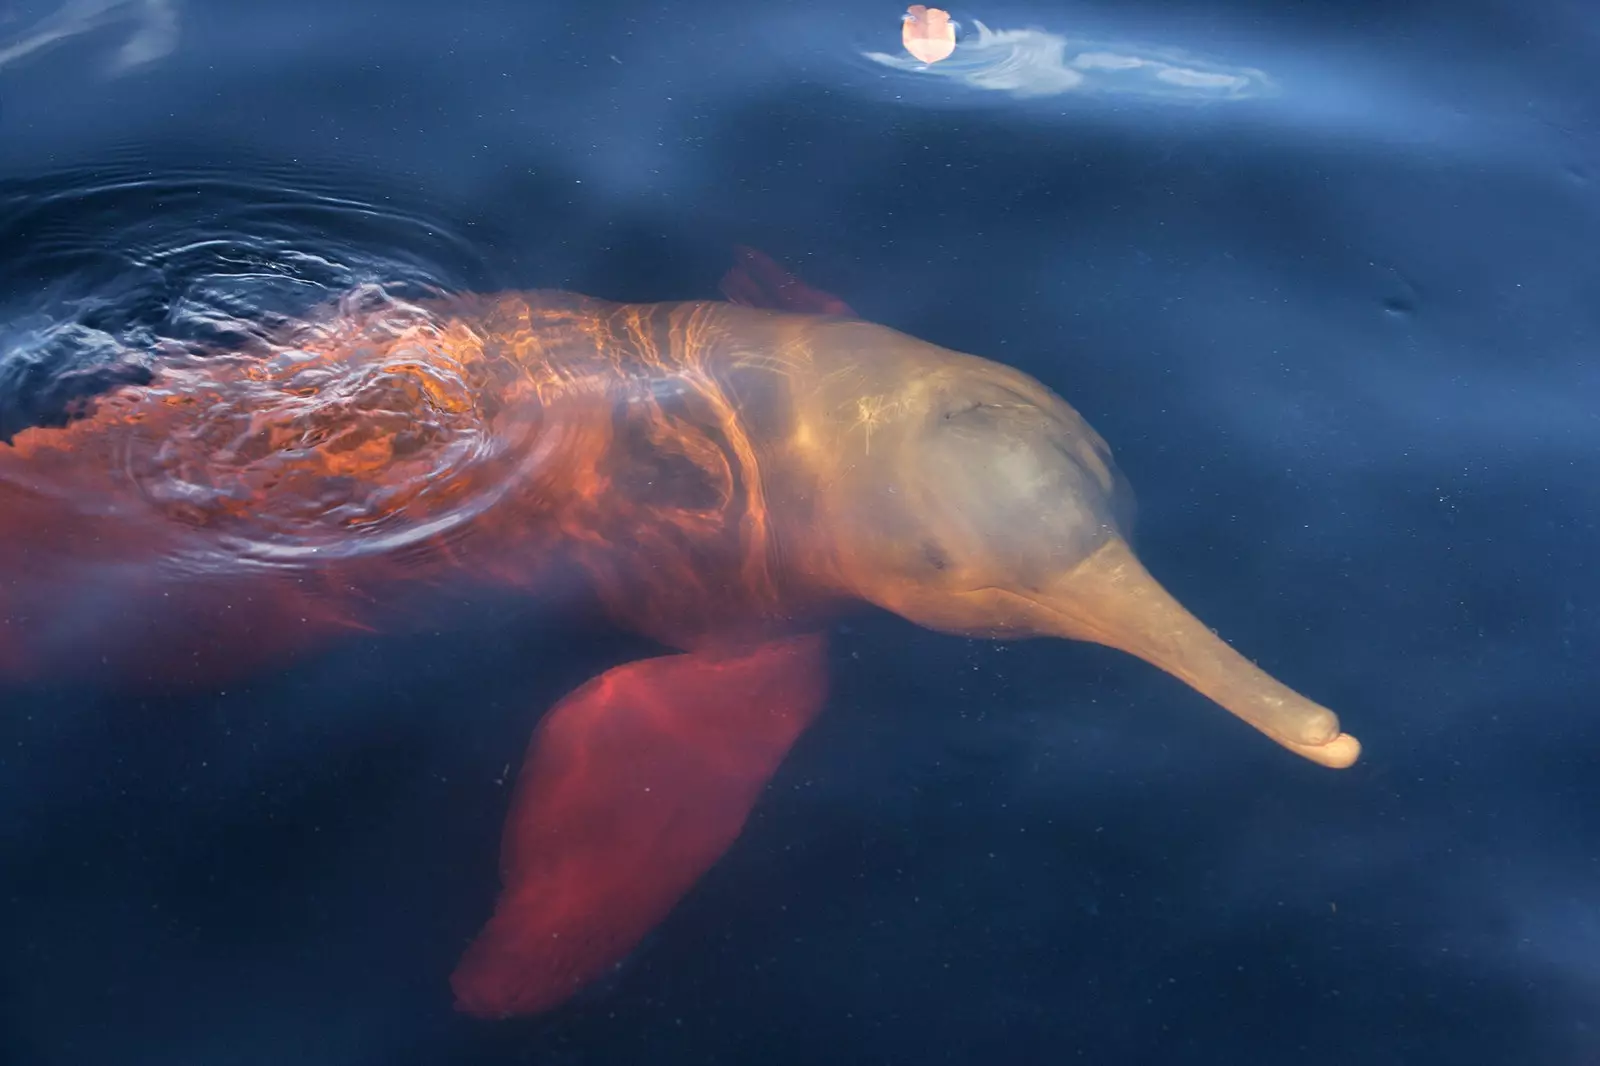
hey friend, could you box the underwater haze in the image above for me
[1,0,1597,1064]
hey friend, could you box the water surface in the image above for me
[1,1,1596,1064]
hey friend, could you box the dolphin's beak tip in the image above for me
[1295,731,1361,770]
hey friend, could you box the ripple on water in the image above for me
[0,154,535,574]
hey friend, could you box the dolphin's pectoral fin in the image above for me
[450,633,829,1018]
[719,245,857,318]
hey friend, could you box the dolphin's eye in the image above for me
[921,539,950,571]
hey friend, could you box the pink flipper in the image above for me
[451,633,829,1017]
[720,245,857,317]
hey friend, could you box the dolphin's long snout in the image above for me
[1034,538,1361,769]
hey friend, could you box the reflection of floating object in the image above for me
[868,19,1273,101]
[902,4,957,64]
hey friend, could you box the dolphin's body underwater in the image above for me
[0,248,1358,1016]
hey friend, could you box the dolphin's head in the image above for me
[791,322,1359,769]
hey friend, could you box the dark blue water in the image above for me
[1,1,1596,1063]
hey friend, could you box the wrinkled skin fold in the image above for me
[0,250,1359,1017]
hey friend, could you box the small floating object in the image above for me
[902,4,956,64]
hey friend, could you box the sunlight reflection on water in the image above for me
[0,0,177,76]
